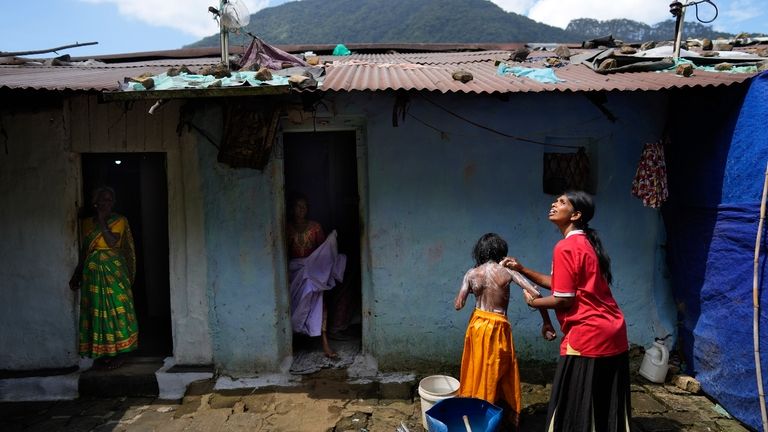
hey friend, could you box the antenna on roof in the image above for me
[669,0,719,61]
[208,0,250,66]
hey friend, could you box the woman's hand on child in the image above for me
[542,322,557,341]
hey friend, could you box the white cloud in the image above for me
[490,0,538,15]
[522,0,672,29]
[80,0,270,37]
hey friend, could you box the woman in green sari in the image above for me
[70,186,139,369]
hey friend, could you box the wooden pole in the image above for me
[673,1,687,61]
[754,160,768,432]
[0,42,98,57]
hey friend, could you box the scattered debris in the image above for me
[127,73,156,90]
[582,34,617,49]
[167,66,192,77]
[255,67,273,81]
[676,63,694,77]
[508,48,530,62]
[554,45,571,60]
[619,46,637,55]
[452,70,473,83]
[714,62,734,71]
[598,58,618,71]
[714,43,733,51]
[199,64,231,79]
[640,41,656,51]
[671,374,702,393]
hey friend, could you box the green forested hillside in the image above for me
[188,0,738,48]
[187,0,578,47]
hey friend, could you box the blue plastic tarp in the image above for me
[664,71,768,430]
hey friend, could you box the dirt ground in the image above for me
[0,350,753,431]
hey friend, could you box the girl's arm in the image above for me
[501,257,551,289]
[454,271,472,310]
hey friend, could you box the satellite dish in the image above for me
[209,0,251,65]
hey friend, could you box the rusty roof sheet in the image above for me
[0,50,757,94]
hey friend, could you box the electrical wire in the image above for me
[687,0,719,24]
[418,94,582,149]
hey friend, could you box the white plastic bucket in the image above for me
[418,375,460,429]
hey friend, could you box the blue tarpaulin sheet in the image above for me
[665,71,768,430]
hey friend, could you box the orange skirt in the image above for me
[458,309,521,426]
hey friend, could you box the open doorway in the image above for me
[81,153,172,358]
[283,131,362,373]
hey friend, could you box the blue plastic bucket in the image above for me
[425,397,502,432]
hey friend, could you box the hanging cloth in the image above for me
[631,139,669,208]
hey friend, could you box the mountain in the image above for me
[187,0,578,47]
[566,18,733,43]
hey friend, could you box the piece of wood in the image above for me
[462,415,472,432]
[0,41,97,56]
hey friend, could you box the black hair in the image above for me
[91,186,116,206]
[564,190,613,285]
[472,233,508,266]
[286,191,308,218]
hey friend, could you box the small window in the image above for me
[542,138,596,194]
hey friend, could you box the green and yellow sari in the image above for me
[78,214,139,358]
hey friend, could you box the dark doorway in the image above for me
[283,131,362,372]
[81,153,172,357]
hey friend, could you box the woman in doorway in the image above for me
[286,193,346,359]
[70,186,139,370]
[502,191,631,432]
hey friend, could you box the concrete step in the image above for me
[211,367,419,402]
[78,357,162,397]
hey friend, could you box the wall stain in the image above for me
[427,242,444,265]
[463,162,476,182]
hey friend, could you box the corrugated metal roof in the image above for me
[320,51,758,93]
[0,50,757,94]
[0,59,219,92]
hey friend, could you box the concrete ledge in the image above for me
[155,357,214,400]
[212,371,417,400]
[0,372,80,401]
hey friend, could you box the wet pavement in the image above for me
[0,368,752,432]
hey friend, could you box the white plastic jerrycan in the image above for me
[639,338,670,383]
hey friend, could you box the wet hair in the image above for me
[91,186,116,206]
[564,190,613,285]
[472,233,508,266]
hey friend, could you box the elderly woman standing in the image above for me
[503,191,631,432]
[70,186,139,369]
[286,193,346,359]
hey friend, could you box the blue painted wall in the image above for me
[192,106,290,374]
[195,90,676,373]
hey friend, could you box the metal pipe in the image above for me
[754,160,768,432]
[219,0,228,65]
[672,0,687,61]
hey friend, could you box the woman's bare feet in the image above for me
[93,356,125,370]
[322,332,338,359]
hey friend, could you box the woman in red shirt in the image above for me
[502,191,631,432]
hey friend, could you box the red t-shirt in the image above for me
[551,231,628,357]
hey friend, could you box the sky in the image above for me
[1,0,765,58]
